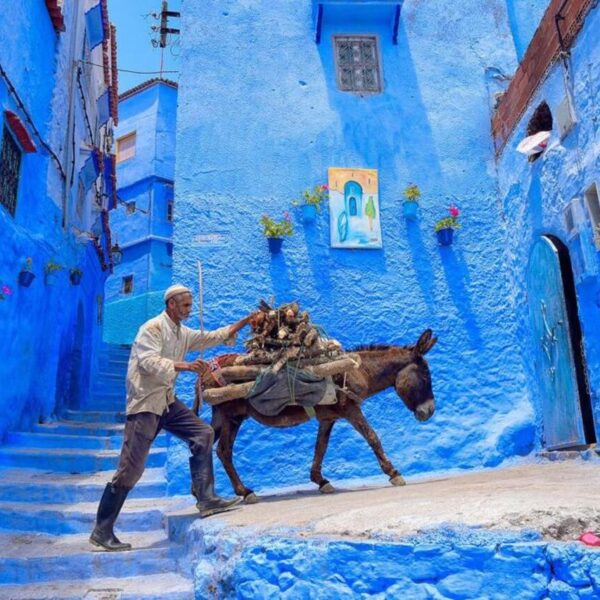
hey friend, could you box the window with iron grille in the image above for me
[0,125,22,217]
[334,36,381,94]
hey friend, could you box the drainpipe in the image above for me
[62,0,81,229]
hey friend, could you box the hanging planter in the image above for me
[69,268,83,285]
[44,260,63,286]
[292,183,328,224]
[402,201,419,221]
[18,257,35,287]
[18,271,36,287]
[434,206,461,247]
[301,204,317,223]
[261,213,293,254]
[402,184,421,221]
[436,228,454,246]
[267,237,284,254]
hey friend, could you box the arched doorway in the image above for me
[527,235,595,449]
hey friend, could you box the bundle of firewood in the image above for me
[201,301,361,405]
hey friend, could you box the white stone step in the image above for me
[0,467,167,503]
[0,495,192,535]
[0,530,182,584]
[0,572,193,599]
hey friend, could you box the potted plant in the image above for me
[44,260,63,286]
[292,184,329,223]
[434,206,461,246]
[0,282,13,301]
[403,184,421,220]
[69,267,83,285]
[260,212,293,253]
[18,257,36,287]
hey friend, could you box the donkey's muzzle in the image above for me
[415,399,435,422]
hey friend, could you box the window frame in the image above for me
[0,124,23,218]
[116,132,136,164]
[332,34,383,95]
[122,275,134,295]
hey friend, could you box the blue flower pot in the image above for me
[436,228,454,246]
[70,272,83,285]
[267,237,284,254]
[302,204,317,223]
[45,273,57,286]
[18,271,35,287]
[402,201,419,220]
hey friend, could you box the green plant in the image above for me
[434,206,461,232]
[260,212,294,238]
[403,184,421,203]
[70,267,83,277]
[45,260,63,274]
[292,184,329,211]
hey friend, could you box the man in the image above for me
[90,284,254,551]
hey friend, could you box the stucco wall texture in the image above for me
[190,523,600,600]
[171,0,547,495]
[497,5,600,445]
[0,1,109,438]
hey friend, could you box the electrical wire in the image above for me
[0,62,66,179]
[81,60,178,75]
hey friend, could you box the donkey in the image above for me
[200,329,437,503]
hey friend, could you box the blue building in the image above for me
[171,0,563,494]
[494,0,600,452]
[104,78,178,345]
[0,0,118,438]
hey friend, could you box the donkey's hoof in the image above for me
[319,482,335,494]
[390,475,406,487]
[243,492,259,504]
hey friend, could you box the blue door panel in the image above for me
[527,237,586,449]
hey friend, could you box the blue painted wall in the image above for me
[170,0,540,495]
[0,1,116,438]
[505,0,551,60]
[496,6,600,447]
[190,522,600,599]
[104,80,177,344]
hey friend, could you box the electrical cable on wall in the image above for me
[0,62,66,179]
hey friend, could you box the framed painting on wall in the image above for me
[328,167,382,249]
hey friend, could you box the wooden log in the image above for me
[217,365,264,381]
[203,382,254,405]
[304,355,361,377]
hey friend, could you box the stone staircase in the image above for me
[0,344,195,599]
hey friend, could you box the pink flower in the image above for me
[320,184,329,191]
[2,285,12,296]
[449,206,460,218]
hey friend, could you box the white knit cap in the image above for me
[164,284,192,302]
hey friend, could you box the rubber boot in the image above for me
[189,453,241,518]
[89,483,132,551]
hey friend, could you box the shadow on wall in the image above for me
[440,247,483,349]
[317,20,444,189]
[406,219,437,318]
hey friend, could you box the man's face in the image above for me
[170,292,193,321]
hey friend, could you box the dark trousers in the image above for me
[112,398,214,490]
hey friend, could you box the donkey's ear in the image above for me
[414,329,437,355]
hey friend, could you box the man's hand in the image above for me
[174,358,210,375]
[229,311,261,335]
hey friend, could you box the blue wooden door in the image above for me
[527,237,586,449]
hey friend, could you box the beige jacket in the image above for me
[125,311,235,415]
